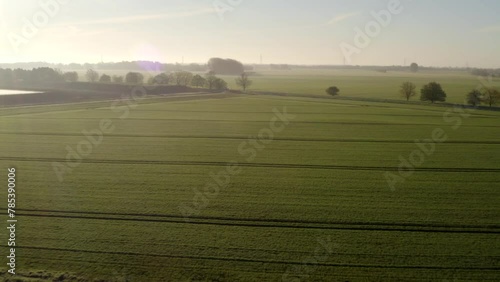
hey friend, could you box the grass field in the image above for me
[72,68,500,105]
[0,92,499,281]
[223,69,500,104]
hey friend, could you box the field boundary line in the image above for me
[8,246,500,271]
[2,156,500,173]
[7,209,500,234]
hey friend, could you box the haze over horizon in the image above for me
[1,0,500,68]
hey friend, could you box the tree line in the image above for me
[398,81,499,107]
[326,81,499,107]
[0,67,254,92]
[0,60,253,74]
[0,67,65,86]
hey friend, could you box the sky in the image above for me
[0,0,499,67]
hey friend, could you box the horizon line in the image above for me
[0,61,498,70]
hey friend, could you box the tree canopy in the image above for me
[208,58,244,75]
[86,69,99,82]
[420,82,447,103]
[125,72,144,84]
[63,72,79,82]
[410,63,419,73]
[149,73,169,85]
[235,72,253,91]
[326,86,340,96]
[191,74,206,88]
[482,88,500,107]
[466,89,482,106]
[99,74,111,83]
[170,71,193,86]
[400,82,417,101]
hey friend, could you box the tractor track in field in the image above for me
[1,131,500,144]
[2,156,500,173]
[9,246,500,271]
[2,118,500,128]
[0,92,237,117]
[1,110,486,118]
[5,208,500,234]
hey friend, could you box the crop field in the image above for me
[0,92,499,281]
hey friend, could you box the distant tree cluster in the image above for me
[270,64,292,70]
[125,72,144,84]
[208,58,244,75]
[204,71,228,90]
[0,67,65,86]
[99,74,112,83]
[63,71,78,82]
[410,63,419,73]
[0,64,246,94]
[191,74,206,88]
[169,71,193,86]
[470,68,500,78]
[3,61,500,77]
[112,75,124,83]
[398,81,447,103]
[398,81,499,107]
[0,61,209,73]
[145,70,230,91]
[467,88,500,107]
[149,73,169,85]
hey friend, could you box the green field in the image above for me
[74,68,500,105]
[0,92,499,281]
[223,69,500,104]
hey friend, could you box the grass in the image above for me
[71,68,500,105]
[223,69,500,104]
[0,93,499,281]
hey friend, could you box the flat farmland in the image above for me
[0,93,499,281]
[221,69,500,104]
[69,69,500,104]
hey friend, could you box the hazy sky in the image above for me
[1,0,499,67]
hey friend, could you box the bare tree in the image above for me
[466,89,482,106]
[85,69,99,82]
[400,82,417,101]
[235,72,253,91]
[482,88,500,107]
